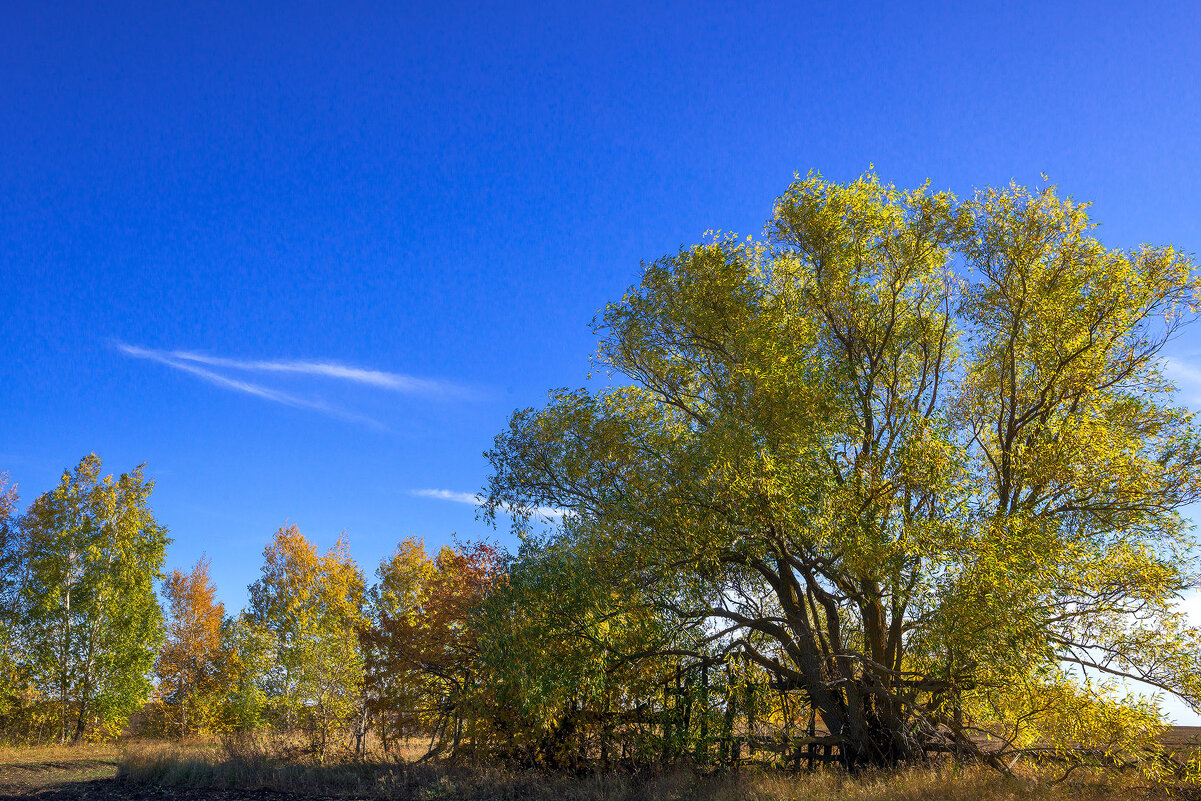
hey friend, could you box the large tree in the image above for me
[14,455,169,743]
[485,174,1201,769]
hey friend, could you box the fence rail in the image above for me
[721,734,845,769]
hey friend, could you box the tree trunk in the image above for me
[71,695,88,744]
[59,582,71,745]
[814,681,922,770]
[599,695,612,769]
[353,697,369,759]
[745,680,756,756]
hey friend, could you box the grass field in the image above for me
[0,736,1197,800]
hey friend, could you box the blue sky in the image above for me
[3,1,1201,717]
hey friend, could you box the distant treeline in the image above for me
[0,455,796,771]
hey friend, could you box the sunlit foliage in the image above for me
[151,556,227,737]
[6,455,169,743]
[240,525,366,761]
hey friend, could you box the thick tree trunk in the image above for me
[757,555,928,769]
[810,680,923,770]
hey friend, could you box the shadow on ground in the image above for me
[0,756,304,800]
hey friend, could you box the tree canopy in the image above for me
[1,173,1199,784]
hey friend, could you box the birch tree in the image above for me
[0,473,26,733]
[244,525,365,761]
[15,455,168,742]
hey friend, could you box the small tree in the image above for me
[473,532,697,768]
[361,538,504,757]
[154,556,226,737]
[244,525,365,761]
[361,537,436,749]
[0,473,30,739]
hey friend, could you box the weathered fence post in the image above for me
[695,663,709,765]
[806,707,816,771]
[661,678,672,765]
[745,680,757,756]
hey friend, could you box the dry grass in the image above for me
[0,742,119,764]
[116,739,1192,800]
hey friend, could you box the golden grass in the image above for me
[115,739,1188,800]
[0,741,119,765]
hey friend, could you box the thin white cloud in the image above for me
[1178,590,1201,626]
[119,345,466,398]
[118,344,385,429]
[413,489,487,505]
[1163,356,1201,406]
[411,488,568,519]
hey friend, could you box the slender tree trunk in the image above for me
[695,664,709,765]
[679,667,691,759]
[59,583,71,745]
[745,680,756,756]
[600,694,612,769]
[661,679,671,765]
[71,701,88,744]
[353,697,369,759]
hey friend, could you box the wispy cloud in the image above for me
[117,344,387,428]
[118,344,466,398]
[413,489,487,505]
[411,488,568,519]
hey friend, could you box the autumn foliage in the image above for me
[1,174,1201,787]
[1,456,168,744]
[238,526,367,761]
[361,538,505,756]
[152,557,226,737]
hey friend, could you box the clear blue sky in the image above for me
[3,0,1201,714]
